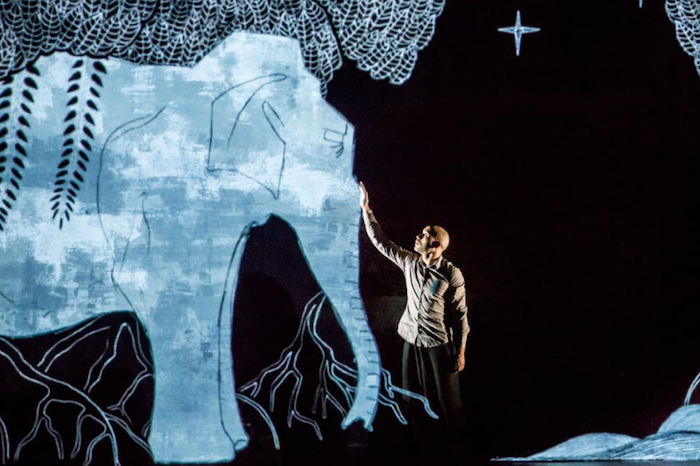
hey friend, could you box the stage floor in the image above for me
[163,453,700,466]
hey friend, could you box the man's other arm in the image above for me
[449,266,469,372]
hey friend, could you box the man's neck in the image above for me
[421,253,441,267]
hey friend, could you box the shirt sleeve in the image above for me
[362,209,413,269]
[448,265,470,349]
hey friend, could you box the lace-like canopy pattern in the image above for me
[667,0,700,77]
[0,0,445,93]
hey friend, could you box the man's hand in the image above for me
[457,347,466,372]
[359,181,371,212]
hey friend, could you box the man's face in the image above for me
[414,226,438,255]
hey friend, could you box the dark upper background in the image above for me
[321,0,700,459]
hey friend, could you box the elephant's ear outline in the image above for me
[261,100,284,142]
[207,74,289,200]
[206,74,288,173]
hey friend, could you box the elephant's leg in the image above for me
[216,223,257,454]
[292,210,381,429]
[104,197,253,461]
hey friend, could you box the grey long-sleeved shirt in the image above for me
[363,210,469,349]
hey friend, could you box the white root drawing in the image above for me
[238,291,438,447]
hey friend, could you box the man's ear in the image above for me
[431,240,442,249]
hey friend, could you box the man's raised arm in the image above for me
[359,181,412,269]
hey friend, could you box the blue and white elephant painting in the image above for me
[0,32,384,463]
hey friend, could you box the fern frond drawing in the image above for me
[51,59,106,229]
[0,64,38,232]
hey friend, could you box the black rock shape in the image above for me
[2,311,155,466]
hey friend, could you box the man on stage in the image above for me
[359,181,469,436]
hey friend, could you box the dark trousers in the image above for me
[402,341,465,437]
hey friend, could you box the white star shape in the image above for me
[498,10,541,57]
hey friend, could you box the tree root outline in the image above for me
[238,291,438,448]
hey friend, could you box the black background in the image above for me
[321,0,700,459]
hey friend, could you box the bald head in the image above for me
[429,225,450,252]
[414,225,451,260]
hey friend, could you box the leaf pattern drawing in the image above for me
[0,0,445,94]
[666,0,700,77]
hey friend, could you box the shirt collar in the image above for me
[424,256,444,270]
